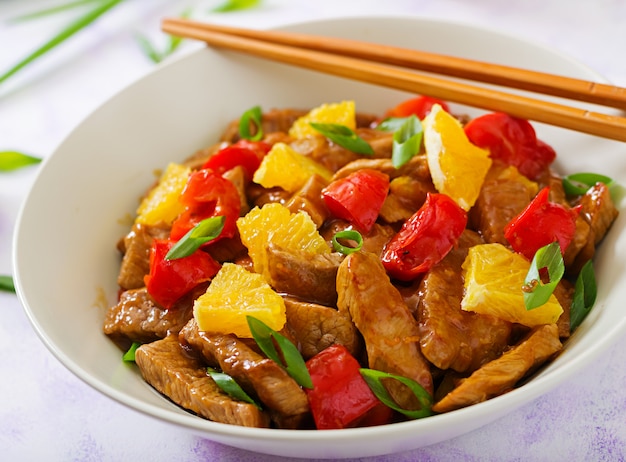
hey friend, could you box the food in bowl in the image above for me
[102,96,617,430]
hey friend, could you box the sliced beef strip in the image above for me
[117,222,170,290]
[135,334,270,427]
[103,286,197,347]
[283,296,361,360]
[336,251,433,405]
[266,243,343,307]
[284,173,330,228]
[417,230,513,373]
[579,182,619,245]
[432,323,562,413]
[180,319,310,429]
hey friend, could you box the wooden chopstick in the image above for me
[161,17,626,142]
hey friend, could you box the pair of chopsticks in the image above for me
[161,17,626,142]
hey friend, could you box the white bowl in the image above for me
[13,16,626,459]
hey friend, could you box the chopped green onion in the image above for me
[332,230,363,255]
[523,242,564,310]
[0,275,15,293]
[135,9,191,63]
[207,367,261,408]
[247,316,313,389]
[211,0,261,12]
[359,368,432,419]
[0,151,42,172]
[123,342,140,362]
[165,216,225,260]
[391,115,423,168]
[562,172,614,196]
[570,260,597,331]
[309,123,374,156]
[238,106,264,141]
[376,117,411,132]
[0,0,125,85]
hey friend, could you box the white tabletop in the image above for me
[2,1,626,460]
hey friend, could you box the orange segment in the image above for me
[236,203,330,281]
[461,243,563,327]
[252,142,333,192]
[288,100,356,139]
[423,104,492,211]
[194,263,286,337]
[135,162,190,225]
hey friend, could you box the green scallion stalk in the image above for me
[562,172,614,196]
[247,316,313,389]
[122,342,140,362]
[6,0,105,23]
[135,8,191,64]
[331,230,363,255]
[523,242,564,310]
[309,122,374,156]
[211,0,261,12]
[569,260,597,331]
[0,151,42,172]
[0,275,16,293]
[391,115,423,168]
[359,368,432,419]
[207,367,261,408]
[165,216,225,260]
[238,106,264,141]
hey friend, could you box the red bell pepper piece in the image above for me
[202,140,271,180]
[385,95,450,120]
[305,344,393,430]
[381,193,467,281]
[464,112,556,180]
[504,186,581,261]
[170,169,241,241]
[144,239,221,309]
[321,169,390,233]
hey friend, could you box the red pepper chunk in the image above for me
[504,186,581,261]
[464,112,556,180]
[202,140,271,181]
[144,239,221,309]
[305,344,393,430]
[170,169,241,241]
[322,169,390,233]
[385,95,450,120]
[381,193,467,281]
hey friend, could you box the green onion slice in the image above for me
[309,123,374,156]
[247,316,313,389]
[0,151,42,172]
[391,115,423,168]
[207,367,261,408]
[123,342,140,362]
[332,230,363,255]
[359,368,432,419]
[0,275,15,293]
[238,106,264,141]
[562,172,614,196]
[376,117,411,132]
[165,216,225,260]
[569,260,597,332]
[211,0,261,12]
[523,242,564,310]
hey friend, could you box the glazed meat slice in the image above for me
[103,287,194,346]
[470,164,537,245]
[580,182,618,245]
[417,230,512,373]
[432,324,562,413]
[321,221,396,258]
[283,297,361,359]
[285,173,330,228]
[266,243,343,306]
[135,335,270,427]
[337,251,433,405]
[220,108,308,142]
[117,222,170,290]
[180,320,309,429]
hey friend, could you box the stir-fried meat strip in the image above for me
[432,324,562,413]
[220,108,308,143]
[135,334,270,427]
[222,165,250,215]
[117,222,170,290]
[470,163,537,245]
[417,230,513,373]
[103,286,196,347]
[266,243,343,307]
[320,220,396,258]
[579,182,618,245]
[180,319,309,429]
[283,296,361,359]
[337,251,433,404]
[285,174,330,228]
[553,280,574,338]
